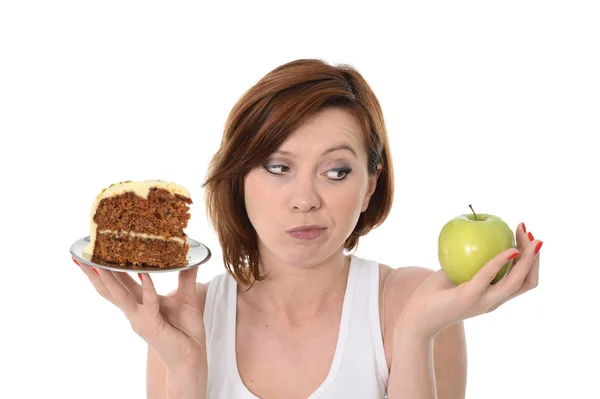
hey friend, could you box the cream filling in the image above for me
[84,180,191,255]
[98,229,185,244]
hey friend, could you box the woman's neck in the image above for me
[240,251,351,324]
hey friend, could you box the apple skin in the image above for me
[438,213,515,285]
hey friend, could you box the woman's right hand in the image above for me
[74,258,207,373]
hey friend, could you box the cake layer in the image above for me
[93,189,191,237]
[93,232,189,268]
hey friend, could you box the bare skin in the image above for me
[77,108,541,399]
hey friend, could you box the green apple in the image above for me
[438,205,515,285]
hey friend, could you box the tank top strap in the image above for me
[365,256,390,384]
[203,271,231,361]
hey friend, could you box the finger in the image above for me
[130,273,165,346]
[178,266,200,301]
[513,223,541,292]
[95,267,139,314]
[525,250,540,288]
[487,250,541,312]
[140,273,160,313]
[114,272,143,302]
[468,248,520,296]
[74,257,115,304]
[483,239,542,307]
[515,222,529,253]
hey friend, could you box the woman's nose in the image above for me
[288,178,321,212]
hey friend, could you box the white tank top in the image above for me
[203,255,390,398]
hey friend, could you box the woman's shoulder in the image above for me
[377,263,435,331]
[354,255,434,290]
[379,263,435,299]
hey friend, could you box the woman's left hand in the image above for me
[400,222,542,338]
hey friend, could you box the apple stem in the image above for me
[469,204,477,221]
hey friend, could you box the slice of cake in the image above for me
[84,180,193,268]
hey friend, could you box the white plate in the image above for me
[70,236,211,273]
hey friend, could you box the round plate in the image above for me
[70,236,211,273]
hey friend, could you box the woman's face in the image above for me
[244,107,379,269]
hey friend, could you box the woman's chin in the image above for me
[273,246,344,268]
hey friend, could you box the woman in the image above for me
[74,59,542,399]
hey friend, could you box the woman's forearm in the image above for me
[387,321,437,399]
[166,364,207,399]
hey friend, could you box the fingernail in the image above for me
[138,273,143,282]
[508,251,520,260]
[92,268,99,276]
[521,223,527,233]
[527,232,534,242]
[535,241,543,254]
[72,258,80,266]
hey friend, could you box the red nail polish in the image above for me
[92,268,99,276]
[508,252,519,260]
[72,258,80,266]
[535,241,543,254]
[521,223,527,233]
[138,273,143,282]
[527,232,534,241]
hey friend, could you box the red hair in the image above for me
[203,59,394,285]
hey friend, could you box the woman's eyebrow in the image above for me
[322,144,357,157]
[274,144,357,158]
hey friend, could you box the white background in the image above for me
[1,1,598,398]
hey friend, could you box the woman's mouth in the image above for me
[286,226,327,240]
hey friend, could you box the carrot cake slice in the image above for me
[84,180,192,268]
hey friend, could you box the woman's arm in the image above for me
[383,267,467,399]
[388,320,436,397]
[387,313,467,398]
[165,363,208,399]
[147,347,167,399]
[146,283,210,399]
[432,322,467,398]
[147,344,208,399]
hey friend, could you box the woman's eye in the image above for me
[263,164,290,174]
[326,168,352,180]
[263,164,351,180]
